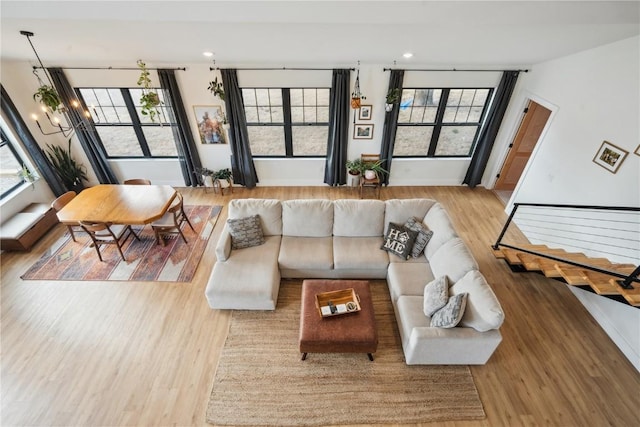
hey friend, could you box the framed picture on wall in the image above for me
[193,105,227,144]
[634,144,640,156]
[353,124,374,140]
[592,140,628,174]
[358,105,372,120]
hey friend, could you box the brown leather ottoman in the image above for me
[299,279,378,361]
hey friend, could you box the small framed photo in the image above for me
[193,105,227,144]
[592,141,628,174]
[634,144,640,156]
[358,105,372,120]
[353,124,374,140]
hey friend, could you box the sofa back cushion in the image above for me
[333,199,385,237]
[282,199,333,237]
[228,199,282,236]
[423,203,459,259]
[450,270,505,332]
[429,237,478,283]
[384,199,436,226]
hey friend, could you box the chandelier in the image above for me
[21,30,91,138]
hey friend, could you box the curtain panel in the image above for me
[0,84,67,196]
[323,69,351,186]
[463,70,520,188]
[48,68,118,184]
[379,70,404,186]
[221,69,258,188]
[158,69,202,186]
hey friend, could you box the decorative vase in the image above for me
[385,103,394,112]
[347,172,361,187]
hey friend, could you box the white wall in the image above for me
[492,36,640,371]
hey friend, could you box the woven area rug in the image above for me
[21,205,221,282]
[206,281,486,426]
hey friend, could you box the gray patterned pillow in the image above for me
[430,293,468,328]
[227,215,265,249]
[404,217,434,258]
[380,222,418,260]
[424,276,449,317]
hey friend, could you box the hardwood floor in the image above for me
[2,186,638,426]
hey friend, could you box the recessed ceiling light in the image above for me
[403,52,413,59]
[203,51,214,57]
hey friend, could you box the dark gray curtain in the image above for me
[158,69,202,186]
[463,71,520,188]
[379,70,404,185]
[1,84,67,196]
[221,69,258,188]
[48,68,118,184]
[323,69,351,186]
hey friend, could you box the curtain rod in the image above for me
[383,67,529,73]
[209,67,355,71]
[32,66,187,71]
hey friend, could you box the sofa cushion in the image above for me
[381,223,417,260]
[333,199,385,237]
[451,270,505,332]
[279,236,333,270]
[429,238,478,283]
[333,236,389,270]
[404,217,433,258]
[387,262,434,302]
[395,295,430,342]
[282,199,333,237]
[430,293,468,328]
[423,203,458,259]
[423,276,449,317]
[227,215,265,249]
[384,199,437,226]
[228,199,282,236]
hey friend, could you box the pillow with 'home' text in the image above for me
[380,222,418,260]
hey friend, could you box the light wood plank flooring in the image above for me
[2,186,639,426]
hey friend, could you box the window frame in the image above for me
[242,87,330,158]
[0,127,31,200]
[76,87,178,159]
[394,87,494,159]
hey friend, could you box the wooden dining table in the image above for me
[56,184,178,225]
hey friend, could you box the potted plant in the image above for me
[45,139,88,192]
[362,159,388,180]
[17,164,37,189]
[385,88,402,112]
[137,59,162,122]
[195,167,215,188]
[207,77,225,101]
[345,158,365,187]
[212,168,233,193]
[33,84,62,112]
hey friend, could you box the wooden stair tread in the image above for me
[555,266,589,285]
[619,286,640,307]
[583,271,622,295]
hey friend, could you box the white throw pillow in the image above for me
[423,276,449,317]
[450,270,505,332]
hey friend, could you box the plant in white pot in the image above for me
[363,159,388,180]
[385,88,402,112]
[345,158,365,187]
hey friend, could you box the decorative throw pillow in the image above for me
[430,293,468,328]
[423,276,449,317]
[227,215,265,249]
[404,217,434,258]
[380,222,418,260]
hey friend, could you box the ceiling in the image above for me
[1,1,639,69]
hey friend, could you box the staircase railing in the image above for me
[492,203,640,289]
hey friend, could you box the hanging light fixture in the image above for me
[20,30,91,137]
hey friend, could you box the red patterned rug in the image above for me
[21,205,222,282]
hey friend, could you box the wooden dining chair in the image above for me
[150,192,195,246]
[359,153,382,199]
[51,191,84,242]
[123,178,152,185]
[79,221,140,262]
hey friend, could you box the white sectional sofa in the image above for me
[206,198,504,365]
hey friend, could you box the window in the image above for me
[77,88,178,158]
[242,88,330,157]
[0,128,30,199]
[393,88,493,157]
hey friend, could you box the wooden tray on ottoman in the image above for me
[315,288,361,318]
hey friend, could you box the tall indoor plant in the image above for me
[45,139,88,192]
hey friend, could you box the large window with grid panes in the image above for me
[241,88,330,157]
[393,88,493,157]
[76,88,178,158]
[0,127,31,199]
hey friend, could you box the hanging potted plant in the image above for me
[351,66,366,109]
[33,84,62,112]
[136,59,162,123]
[207,77,225,101]
[45,139,88,193]
[385,88,402,112]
